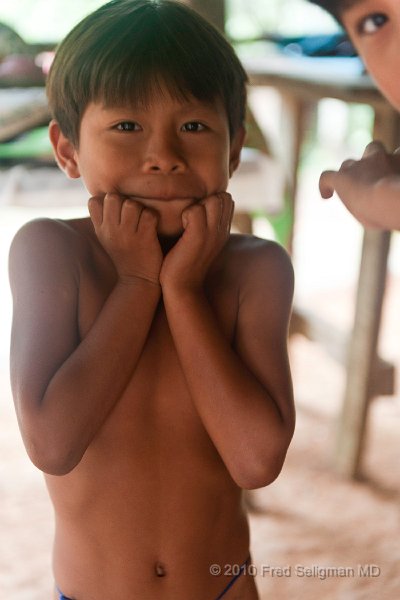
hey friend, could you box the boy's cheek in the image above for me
[345,40,400,111]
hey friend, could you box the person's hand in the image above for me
[159,192,234,293]
[88,193,163,285]
[318,141,400,227]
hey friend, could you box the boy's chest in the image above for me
[76,245,239,449]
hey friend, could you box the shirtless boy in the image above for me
[310,0,400,229]
[8,2,295,598]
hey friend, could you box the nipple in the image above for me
[155,561,167,577]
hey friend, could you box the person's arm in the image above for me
[160,194,295,490]
[9,195,162,476]
[319,141,400,229]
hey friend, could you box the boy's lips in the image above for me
[124,194,201,208]
[126,194,199,202]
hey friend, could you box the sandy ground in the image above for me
[1,166,400,599]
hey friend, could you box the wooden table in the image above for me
[244,54,400,479]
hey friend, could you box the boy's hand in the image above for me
[88,193,163,285]
[319,141,400,228]
[160,192,234,292]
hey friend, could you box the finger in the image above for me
[137,207,159,234]
[363,140,386,158]
[102,192,123,226]
[319,171,336,199]
[218,192,234,233]
[182,203,206,232]
[201,194,223,230]
[88,196,104,228]
[120,198,143,231]
[393,146,400,155]
[228,198,235,233]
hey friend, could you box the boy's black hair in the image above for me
[46,0,248,147]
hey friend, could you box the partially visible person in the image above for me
[310,0,400,230]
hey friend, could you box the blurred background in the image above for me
[0,1,399,598]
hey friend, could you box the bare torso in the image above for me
[45,217,259,599]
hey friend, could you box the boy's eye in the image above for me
[115,121,141,132]
[181,122,206,133]
[357,13,388,35]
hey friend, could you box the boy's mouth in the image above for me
[126,194,200,203]
[124,195,201,210]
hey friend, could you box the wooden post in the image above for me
[335,230,391,478]
[182,0,225,31]
[279,93,310,253]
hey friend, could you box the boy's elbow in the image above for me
[235,458,285,490]
[30,447,81,476]
[233,441,292,490]
[24,433,82,476]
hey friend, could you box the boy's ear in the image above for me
[48,120,81,179]
[229,125,246,177]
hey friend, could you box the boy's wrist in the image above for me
[117,273,161,289]
[161,281,204,304]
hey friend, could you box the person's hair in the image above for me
[46,0,248,147]
[309,0,363,23]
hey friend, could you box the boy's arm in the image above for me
[319,141,400,230]
[161,195,295,490]
[9,196,162,476]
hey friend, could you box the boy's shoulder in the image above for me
[9,217,93,285]
[10,216,92,257]
[223,233,293,283]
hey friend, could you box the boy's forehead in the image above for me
[98,91,226,116]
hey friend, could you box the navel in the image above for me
[155,561,167,577]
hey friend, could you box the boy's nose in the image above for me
[142,138,186,174]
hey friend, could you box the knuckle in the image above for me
[186,204,203,216]
[88,196,102,209]
[88,195,101,204]
[122,198,140,214]
[218,191,232,202]
[141,208,157,222]
[340,159,356,171]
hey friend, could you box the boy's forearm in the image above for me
[32,279,161,474]
[163,287,293,490]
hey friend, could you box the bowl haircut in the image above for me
[46,0,248,147]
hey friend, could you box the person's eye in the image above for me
[114,121,141,132]
[181,122,206,133]
[357,13,388,35]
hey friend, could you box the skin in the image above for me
[319,0,400,229]
[9,89,295,599]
